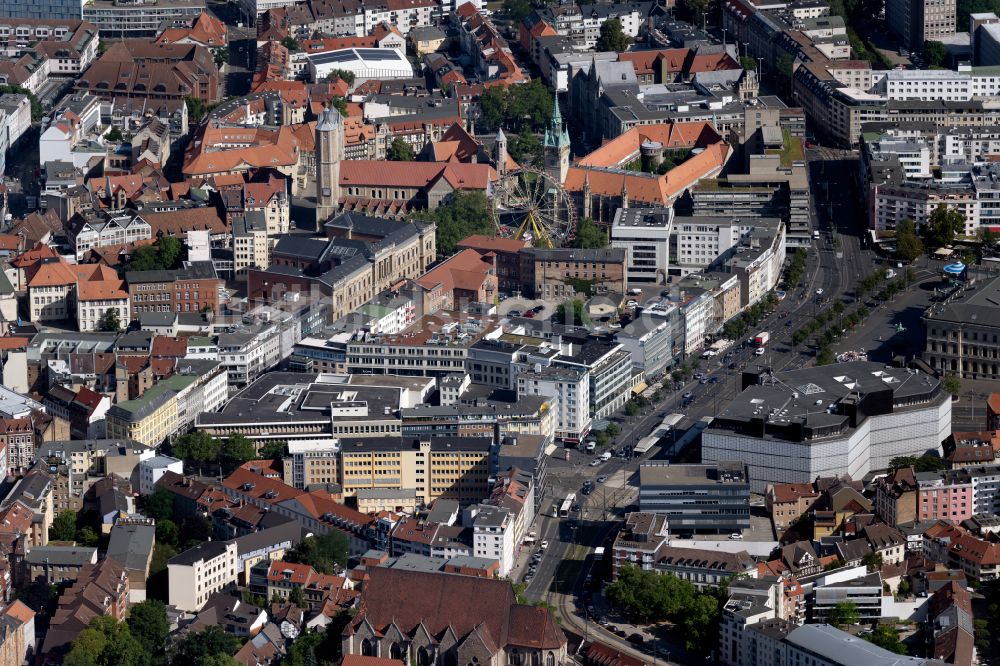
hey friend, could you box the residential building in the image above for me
[125,261,221,320]
[611,512,669,579]
[22,545,98,586]
[874,467,919,527]
[106,522,156,603]
[811,572,887,623]
[917,469,975,522]
[767,482,820,533]
[470,504,515,576]
[167,539,239,611]
[138,455,184,495]
[39,558,129,662]
[517,365,590,444]
[703,362,952,493]
[638,462,751,534]
[0,418,34,474]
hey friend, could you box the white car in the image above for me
[755,347,766,355]
[729,533,744,540]
[540,540,549,549]
[815,288,824,295]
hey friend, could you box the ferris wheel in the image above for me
[491,167,577,248]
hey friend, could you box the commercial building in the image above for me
[639,462,751,533]
[811,572,887,622]
[470,504,515,576]
[138,455,184,495]
[339,436,492,505]
[307,47,413,85]
[82,0,206,37]
[1,0,85,20]
[518,247,627,300]
[886,0,956,50]
[924,277,1000,380]
[517,365,590,443]
[703,362,952,493]
[611,207,673,285]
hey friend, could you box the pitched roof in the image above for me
[350,568,564,650]
[340,161,494,190]
[577,121,722,168]
[770,482,819,504]
[414,248,495,294]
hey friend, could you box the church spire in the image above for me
[543,90,570,150]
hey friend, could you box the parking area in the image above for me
[497,296,552,320]
[692,513,776,543]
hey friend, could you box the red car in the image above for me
[523,311,536,318]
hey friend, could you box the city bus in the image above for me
[559,493,576,518]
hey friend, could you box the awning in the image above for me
[632,381,648,395]
[544,443,558,456]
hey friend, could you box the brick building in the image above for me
[125,261,221,320]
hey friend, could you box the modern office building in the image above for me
[82,0,206,37]
[1,0,83,20]
[703,362,952,493]
[638,462,751,534]
[611,207,673,285]
[886,0,956,50]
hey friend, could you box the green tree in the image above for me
[923,40,947,67]
[280,37,299,50]
[677,0,709,25]
[387,137,415,161]
[65,616,148,666]
[77,526,99,547]
[50,510,78,541]
[922,204,966,249]
[827,601,859,628]
[99,308,122,333]
[816,345,835,366]
[259,440,287,460]
[172,430,220,464]
[606,423,620,439]
[213,46,230,69]
[942,374,961,396]
[595,18,632,52]
[978,226,999,249]
[864,625,906,654]
[740,56,758,71]
[775,54,795,97]
[220,434,256,465]
[412,190,494,255]
[325,69,355,86]
[141,488,175,522]
[285,531,349,574]
[897,579,912,597]
[509,128,542,167]
[169,625,241,665]
[105,127,124,142]
[625,401,640,417]
[895,218,924,262]
[861,551,884,571]
[555,299,590,326]
[156,236,183,269]
[155,518,179,548]
[329,96,349,117]
[127,599,169,656]
[503,0,532,22]
[572,217,608,249]
[889,454,945,472]
[682,592,722,656]
[179,514,213,550]
[185,96,207,123]
[289,585,306,607]
[150,543,176,575]
[477,79,553,133]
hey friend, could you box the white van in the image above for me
[585,441,596,453]
[600,451,611,462]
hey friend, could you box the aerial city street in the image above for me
[0,0,998,663]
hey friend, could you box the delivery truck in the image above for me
[754,331,770,347]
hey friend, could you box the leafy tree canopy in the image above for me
[169,626,242,666]
[220,434,256,465]
[595,18,632,52]
[826,601,859,628]
[285,531,349,574]
[172,430,221,464]
[895,218,924,262]
[387,137,415,162]
[922,204,965,249]
[412,190,494,256]
[126,600,170,656]
[478,79,554,134]
[572,218,608,249]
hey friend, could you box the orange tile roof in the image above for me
[151,336,188,358]
[415,248,496,293]
[577,121,723,168]
[12,242,57,268]
[2,600,35,624]
[770,482,819,503]
[0,337,28,351]
[340,161,494,190]
[457,235,528,253]
[25,258,77,288]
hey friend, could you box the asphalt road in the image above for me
[513,148,886,661]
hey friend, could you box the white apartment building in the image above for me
[76,288,129,333]
[865,136,932,179]
[218,323,281,392]
[138,455,184,495]
[679,288,714,356]
[167,540,239,612]
[611,206,673,285]
[69,213,153,261]
[672,217,748,275]
[471,504,515,576]
[517,365,591,443]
